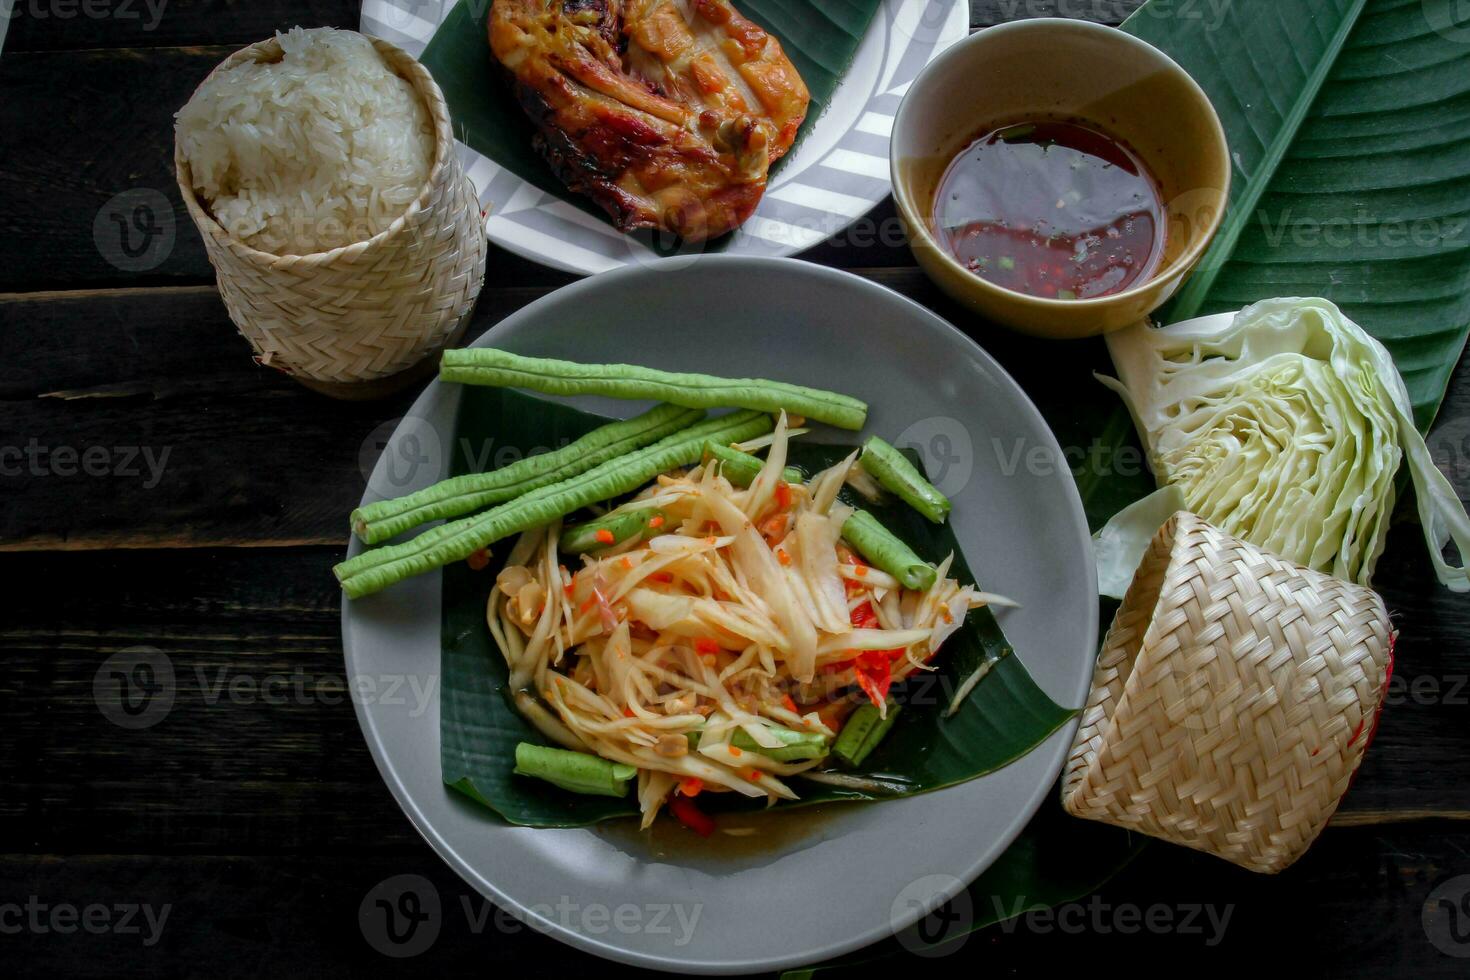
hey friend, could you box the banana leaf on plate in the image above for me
[418,0,884,236]
[440,388,1075,826]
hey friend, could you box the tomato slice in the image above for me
[848,601,899,705]
[850,601,879,630]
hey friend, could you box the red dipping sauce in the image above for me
[932,120,1165,300]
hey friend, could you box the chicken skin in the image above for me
[489,0,810,241]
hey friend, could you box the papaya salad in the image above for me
[336,350,1012,831]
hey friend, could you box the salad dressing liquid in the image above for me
[605,803,837,860]
[932,120,1166,300]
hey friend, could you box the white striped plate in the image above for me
[360,0,968,276]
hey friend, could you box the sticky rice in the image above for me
[176,27,433,255]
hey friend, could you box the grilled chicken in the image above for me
[489,0,810,241]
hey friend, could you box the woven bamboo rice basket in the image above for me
[175,33,487,399]
[1062,511,1394,874]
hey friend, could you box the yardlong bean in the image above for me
[561,507,669,555]
[351,404,702,545]
[860,436,951,524]
[841,509,937,591]
[440,348,868,430]
[701,440,803,487]
[335,411,774,598]
[513,743,635,797]
[832,700,901,768]
[730,724,829,762]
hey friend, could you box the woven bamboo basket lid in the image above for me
[1062,511,1394,874]
[174,33,487,399]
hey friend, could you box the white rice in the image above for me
[176,27,434,255]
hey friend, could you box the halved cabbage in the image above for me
[1097,297,1470,596]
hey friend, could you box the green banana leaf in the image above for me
[418,0,882,240]
[1124,0,1470,434]
[440,387,1075,827]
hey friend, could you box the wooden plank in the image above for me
[4,1,361,52]
[0,283,553,400]
[0,852,634,977]
[918,821,1470,975]
[0,283,555,549]
[0,47,223,291]
[7,266,1470,549]
[0,538,1467,857]
[0,45,581,292]
[0,547,421,854]
[0,822,1465,975]
[0,269,990,548]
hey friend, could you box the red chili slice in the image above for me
[854,651,893,706]
[669,795,715,837]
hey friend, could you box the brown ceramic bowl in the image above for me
[891,18,1230,339]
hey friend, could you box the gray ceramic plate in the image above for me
[341,256,1096,973]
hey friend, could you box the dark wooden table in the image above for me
[4,2,1470,976]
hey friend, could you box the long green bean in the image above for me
[860,436,951,524]
[841,509,937,591]
[831,700,901,768]
[440,348,868,431]
[701,440,803,487]
[352,404,703,545]
[335,411,773,598]
[513,742,635,797]
[730,724,829,762]
[561,506,669,554]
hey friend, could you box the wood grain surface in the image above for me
[5,0,1470,975]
